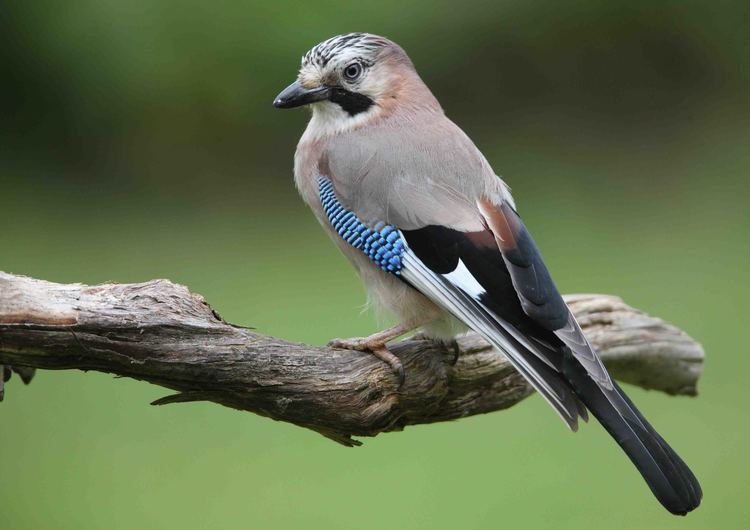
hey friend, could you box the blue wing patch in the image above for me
[318,176,404,274]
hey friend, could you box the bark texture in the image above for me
[0,271,704,446]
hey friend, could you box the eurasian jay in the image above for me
[273,33,701,515]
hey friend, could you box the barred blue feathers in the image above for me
[318,176,404,274]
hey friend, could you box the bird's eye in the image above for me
[343,62,363,81]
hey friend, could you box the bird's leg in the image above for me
[328,318,432,387]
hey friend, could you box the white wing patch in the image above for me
[440,254,558,372]
[399,247,582,430]
[443,259,486,298]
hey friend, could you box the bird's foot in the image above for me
[328,336,405,388]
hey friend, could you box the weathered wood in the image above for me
[0,271,704,446]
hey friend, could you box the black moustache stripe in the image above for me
[328,87,374,116]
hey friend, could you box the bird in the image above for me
[273,32,702,515]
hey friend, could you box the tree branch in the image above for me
[0,271,704,446]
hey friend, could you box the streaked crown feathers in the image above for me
[301,33,392,68]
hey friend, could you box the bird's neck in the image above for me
[303,73,442,142]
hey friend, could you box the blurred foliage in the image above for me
[1,1,749,529]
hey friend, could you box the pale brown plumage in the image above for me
[292,36,511,335]
[275,33,701,515]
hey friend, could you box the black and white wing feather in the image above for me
[398,234,587,430]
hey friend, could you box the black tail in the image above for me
[562,349,702,515]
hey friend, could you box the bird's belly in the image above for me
[341,240,466,339]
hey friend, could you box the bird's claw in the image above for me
[328,337,405,388]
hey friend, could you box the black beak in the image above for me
[273,80,330,109]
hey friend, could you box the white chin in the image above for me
[307,100,376,137]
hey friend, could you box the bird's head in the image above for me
[273,33,436,130]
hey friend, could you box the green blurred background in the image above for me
[1,1,748,528]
